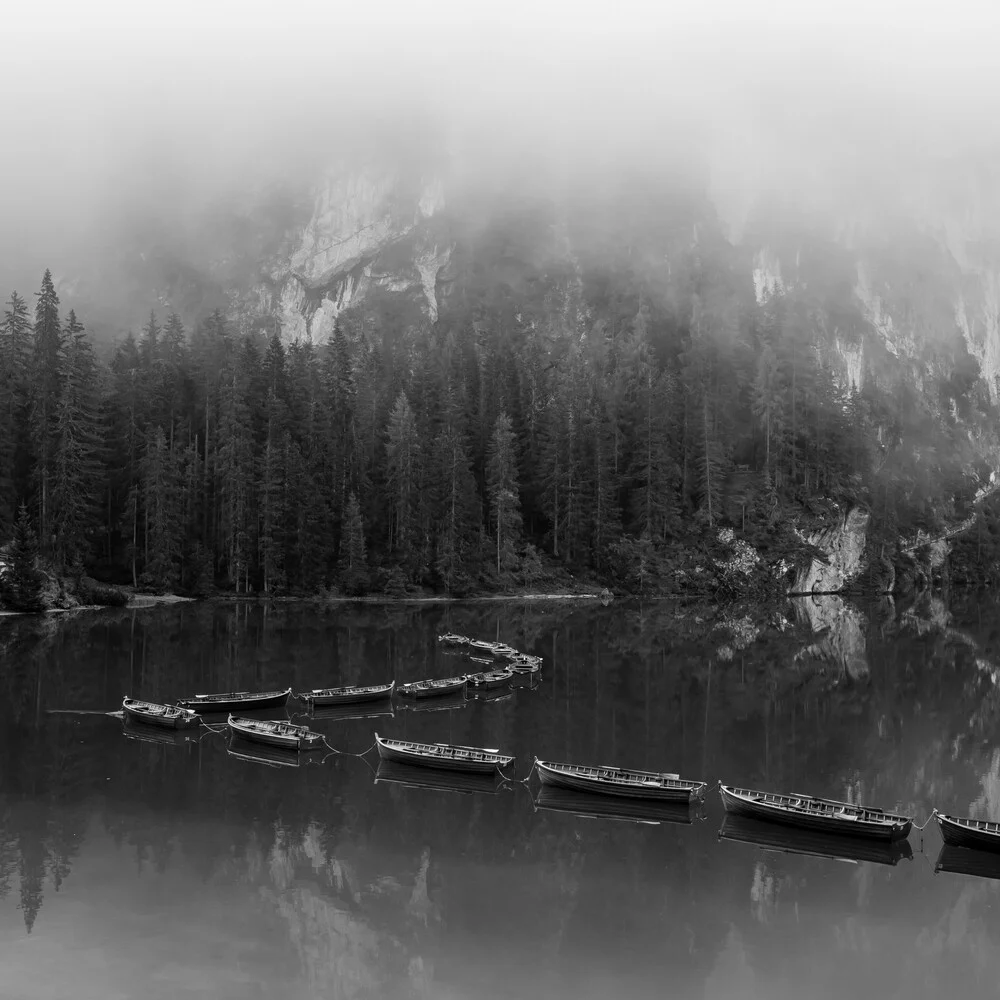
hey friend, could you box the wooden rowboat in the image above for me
[535,758,706,803]
[935,845,1000,881]
[719,784,913,841]
[177,687,291,713]
[396,676,467,699]
[934,811,1000,853]
[122,697,201,729]
[296,681,394,707]
[467,639,501,654]
[508,655,542,674]
[490,643,520,659]
[227,714,324,750]
[374,733,513,773]
[466,668,514,690]
[533,785,699,825]
[719,814,913,866]
[437,633,470,645]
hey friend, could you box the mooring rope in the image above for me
[319,736,378,758]
[200,722,228,734]
[911,811,936,832]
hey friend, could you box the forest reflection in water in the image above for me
[2,593,1000,998]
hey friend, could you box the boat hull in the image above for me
[178,688,291,714]
[467,670,514,690]
[375,735,512,774]
[122,699,201,730]
[719,785,912,841]
[536,759,704,803]
[936,812,1000,852]
[299,682,394,706]
[396,678,467,699]
[227,716,323,751]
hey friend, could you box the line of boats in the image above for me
[117,631,1000,874]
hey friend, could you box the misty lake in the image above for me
[2,595,1000,999]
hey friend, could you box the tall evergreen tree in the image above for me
[50,312,102,570]
[339,491,369,595]
[385,392,421,569]
[487,411,522,578]
[0,292,32,530]
[30,270,64,545]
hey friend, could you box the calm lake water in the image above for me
[2,594,1000,999]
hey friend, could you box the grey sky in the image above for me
[2,0,999,291]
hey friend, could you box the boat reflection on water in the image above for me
[374,759,508,795]
[718,814,914,866]
[466,687,515,704]
[395,691,470,714]
[532,785,703,826]
[122,718,203,747]
[225,733,326,769]
[297,702,397,723]
[935,845,1000,881]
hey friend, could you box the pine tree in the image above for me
[385,392,421,570]
[30,270,64,545]
[217,340,255,591]
[487,411,522,579]
[431,423,481,593]
[50,311,101,571]
[339,491,369,595]
[0,292,32,531]
[140,426,183,589]
[2,503,43,611]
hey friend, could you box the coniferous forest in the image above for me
[1,235,996,607]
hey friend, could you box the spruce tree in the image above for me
[51,311,101,570]
[2,503,43,611]
[340,491,369,595]
[487,411,522,579]
[30,270,64,545]
[385,392,421,569]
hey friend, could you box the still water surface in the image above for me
[2,596,1000,998]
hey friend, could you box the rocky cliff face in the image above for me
[790,507,870,595]
[253,167,450,342]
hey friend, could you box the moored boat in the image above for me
[396,676,468,699]
[535,758,706,803]
[296,680,394,707]
[490,643,520,659]
[934,810,1000,853]
[374,733,513,773]
[437,633,470,646]
[227,714,324,750]
[122,697,201,729]
[533,785,698,825]
[719,784,913,841]
[935,845,1000,881]
[374,760,507,795]
[467,639,500,654]
[177,687,292,714]
[719,814,913,866]
[508,654,542,673]
[466,668,514,690]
